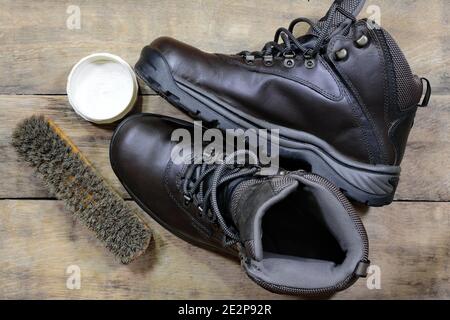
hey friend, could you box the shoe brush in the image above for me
[12,115,152,264]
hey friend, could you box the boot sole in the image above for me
[135,48,400,207]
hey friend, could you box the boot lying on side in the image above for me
[110,114,370,295]
[135,0,431,206]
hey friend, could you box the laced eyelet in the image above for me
[284,58,295,68]
[183,194,192,206]
[302,49,316,69]
[283,52,296,68]
[197,206,205,218]
[304,55,316,69]
[244,55,255,65]
[238,6,357,71]
[263,55,274,67]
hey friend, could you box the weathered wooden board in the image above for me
[0,200,448,300]
[0,95,448,201]
[1,0,449,301]
[0,0,448,95]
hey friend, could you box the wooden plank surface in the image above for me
[0,95,448,201]
[0,200,448,300]
[1,0,449,300]
[0,0,448,95]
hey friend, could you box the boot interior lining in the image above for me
[249,179,364,290]
[262,185,346,264]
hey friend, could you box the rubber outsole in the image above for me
[134,47,401,207]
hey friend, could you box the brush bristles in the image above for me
[12,115,152,264]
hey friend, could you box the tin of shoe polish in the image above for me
[67,53,138,124]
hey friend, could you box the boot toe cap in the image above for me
[147,36,206,75]
[110,114,189,202]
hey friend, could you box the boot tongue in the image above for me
[317,0,366,35]
[228,176,299,261]
[336,0,366,16]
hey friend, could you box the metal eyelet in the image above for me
[283,51,296,68]
[197,206,205,218]
[284,58,295,68]
[184,194,192,206]
[244,55,255,65]
[335,48,348,61]
[263,55,274,67]
[304,57,316,69]
[355,35,369,48]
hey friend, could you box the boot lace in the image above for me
[182,151,260,246]
[238,2,356,67]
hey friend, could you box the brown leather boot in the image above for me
[135,0,431,206]
[110,114,370,295]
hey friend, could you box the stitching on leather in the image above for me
[366,25,389,164]
[319,56,347,100]
[336,28,384,159]
[191,219,213,238]
[343,83,374,163]
[352,21,390,164]
[373,27,408,166]
[328,28,388,164]
[387,117,402,165]
[218,54,343,101]
[337,71,377,162]
[375,29,391,132]
[356,21,388,163]
[327,34,373,163]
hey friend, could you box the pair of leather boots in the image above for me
[110,0,430,296]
